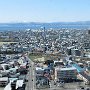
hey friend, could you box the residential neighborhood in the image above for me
[0,28,90,90]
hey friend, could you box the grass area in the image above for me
[29,53,62,62]
[29,54,51,62]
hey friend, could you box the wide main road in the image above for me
[25,56,36,90]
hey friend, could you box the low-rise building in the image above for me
[55,67,77,80]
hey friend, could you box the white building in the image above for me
[55,67,77,80]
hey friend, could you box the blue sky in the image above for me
[0,0,90,22]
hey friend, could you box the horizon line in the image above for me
[0,20,90,23]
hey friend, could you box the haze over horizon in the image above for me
[0,0,90,23]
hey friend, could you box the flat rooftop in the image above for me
[56,66,77,71]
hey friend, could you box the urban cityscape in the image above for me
[0,26,89,90]
[0,0,90,90]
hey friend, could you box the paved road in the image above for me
[25,56,36,90]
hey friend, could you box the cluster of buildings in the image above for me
[0,28,90,89]
[0,54,29,90]
[35,56,90,89]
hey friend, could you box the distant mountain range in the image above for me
[0,21,90,31]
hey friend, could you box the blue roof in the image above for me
[72,64,84,72]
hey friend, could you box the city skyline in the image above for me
[0,0,90,22]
